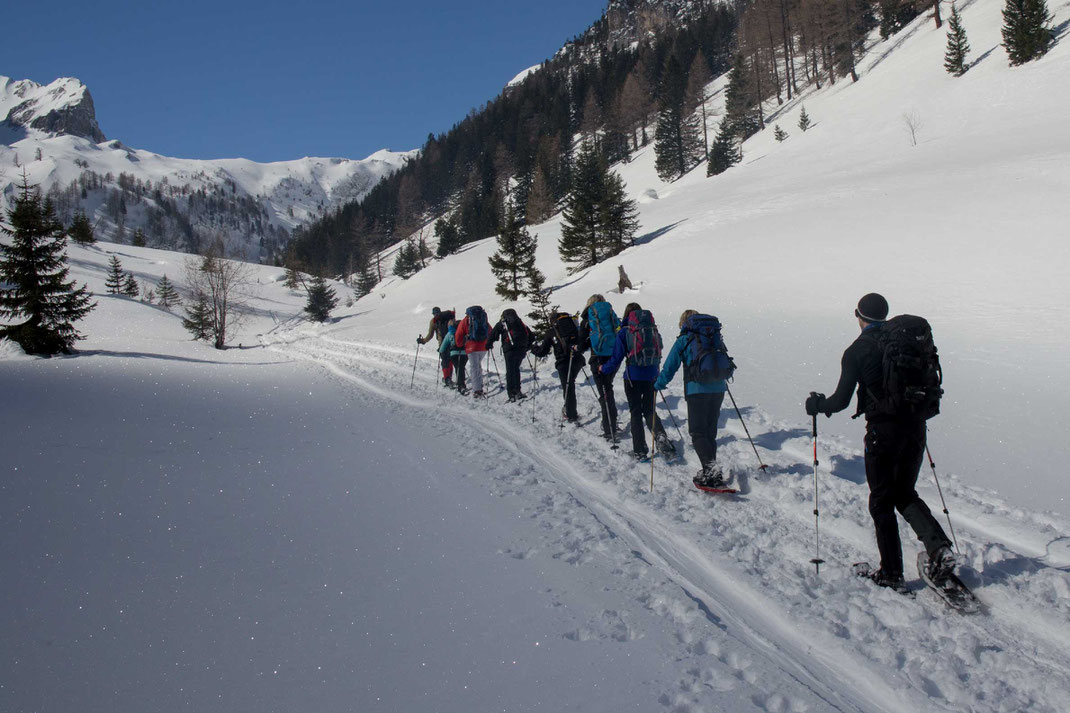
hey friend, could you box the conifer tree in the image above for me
[774,125,789,142]
[524,166,556,225]
[654,55,703,181]
[131,228,147,247]
[434,217,463,257]
[489,201,538,301]
[798,106,813,132]
[707,119,741,177]
[724,55,761,141]
[945,4,972,75]
[182,292,213,341]
[155,275,181,309]
[0,176,95,355]
[599,172,640,257]
[105,255,125,294]
[123,273,141,297]
[525,263,554,336]
[558,142,608,274]
[68,212,96,245]
[304,275,339,322]
[284,266,303,290]
[1002,0,1054,65]
[392,239,421,279]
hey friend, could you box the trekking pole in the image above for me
[726,386,768,471]
[410,341,422,390]
[489,348,504,394]
[529,355,538,423]
[925,429,960,554]
[580,366,600,403]
[657,390,687,444]
[649,388,657,493]
[809,399,826,575]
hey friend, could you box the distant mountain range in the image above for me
[1,75,414,262]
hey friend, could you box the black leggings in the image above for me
[685,391,725,468]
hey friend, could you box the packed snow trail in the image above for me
[265,328,1070,713]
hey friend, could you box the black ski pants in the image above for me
[451,353,468,391]
[504,349,526,397]
[556,357,584,420]
[864,419,951,577]
[623,378,667,455]
[686,391,725,469]
[589,355,618,436]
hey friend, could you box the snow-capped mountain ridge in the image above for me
[1,74,413,261]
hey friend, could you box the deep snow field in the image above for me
[4,2,1070,712]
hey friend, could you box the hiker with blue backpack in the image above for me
[531,311,586,422]
[487,308,534,402]
[456,305,491,398]
[654,310,736,489]
[600,303,675,461]
[439,319,468,393]
[578,294,620,441]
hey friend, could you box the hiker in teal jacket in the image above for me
[440,321,468,394]
[654,310,730,487]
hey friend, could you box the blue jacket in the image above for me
[600,325,660,382]
[654,333,728,395]
[440,326,464,357]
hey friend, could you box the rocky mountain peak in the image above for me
[1,76,106,143]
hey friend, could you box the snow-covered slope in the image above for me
[1,75,414,260]
[3,2,1070,712]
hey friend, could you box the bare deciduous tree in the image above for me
[183,245,257,349]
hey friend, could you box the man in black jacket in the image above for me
[806,293,955,593]
[487,309,533,401]
[531,312,586,422]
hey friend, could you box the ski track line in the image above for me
[267,335,935,713]
[270,333,1070,707]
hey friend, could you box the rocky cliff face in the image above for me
[602,0,705,47]
[1,77,106,143]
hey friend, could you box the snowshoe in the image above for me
[917,551,981,614]
[693,466,737,494]
[654,432,677,457]
[853,562,913,597]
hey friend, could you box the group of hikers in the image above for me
[416,292,961,594]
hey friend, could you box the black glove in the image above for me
[805,392,825,416]
[417,336,425,345]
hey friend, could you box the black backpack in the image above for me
[502,314,530,350]
[682,314,735,384]
[866,315,943,420]
[434,310,455,340]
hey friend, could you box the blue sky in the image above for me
[2,0,607,162]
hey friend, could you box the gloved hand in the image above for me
[417,336,426,345]
[654,381,666,392]
[805,392,825,416]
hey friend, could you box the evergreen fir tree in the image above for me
[945,4,972,75]
[105,255,125,294]
[123,273,141,297]
[434,217,463,257]
[284,266,303,290]
[599,172,640,257]
[724,55,761,141]
[304,275,339,322]
[354,247,379,298]
[0,176,96,355]
[155,275,181,309]
[489,201,538,301]
[558,142,608,274]
[131,228,147,247]
[524,166,556,225]
[1002,0,1054,65]
[68,212,96,245]
[774,125,789,142]
[798,106,813,132]
[707,119,741,177]
[654,55,703,182]
[525,263,554,336]
[392,239,420,279]
[181,292,213,341]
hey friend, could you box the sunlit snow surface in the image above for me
[3,3,1070,711]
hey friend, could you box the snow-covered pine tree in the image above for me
[123,273,141,297]
[707,118,742,177]
[599,172,640,257]
[945,4,972,75]
[558,142,608,274]
[798,106,812,132]
[156,275,181,309]
[105,255,125,294]
[0,176,95,355]
[489,201,538,301]
[304,275,339,322]
[774,125,789,142]
[1002,0,1054,65]
[68,212,96,245]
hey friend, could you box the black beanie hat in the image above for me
[432,306,440,316]
[855,293,889,322]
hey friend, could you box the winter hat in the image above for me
[855,293,889,323]
[432,306,441,316]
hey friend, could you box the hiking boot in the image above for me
[631,450,650,462]
[654,432,676,456]
[693,465,727,489]
[870,569,910,595]
[516,392,527,400]
[442,377,452,388]
[926,545,957,584]
[507,394,517,403]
